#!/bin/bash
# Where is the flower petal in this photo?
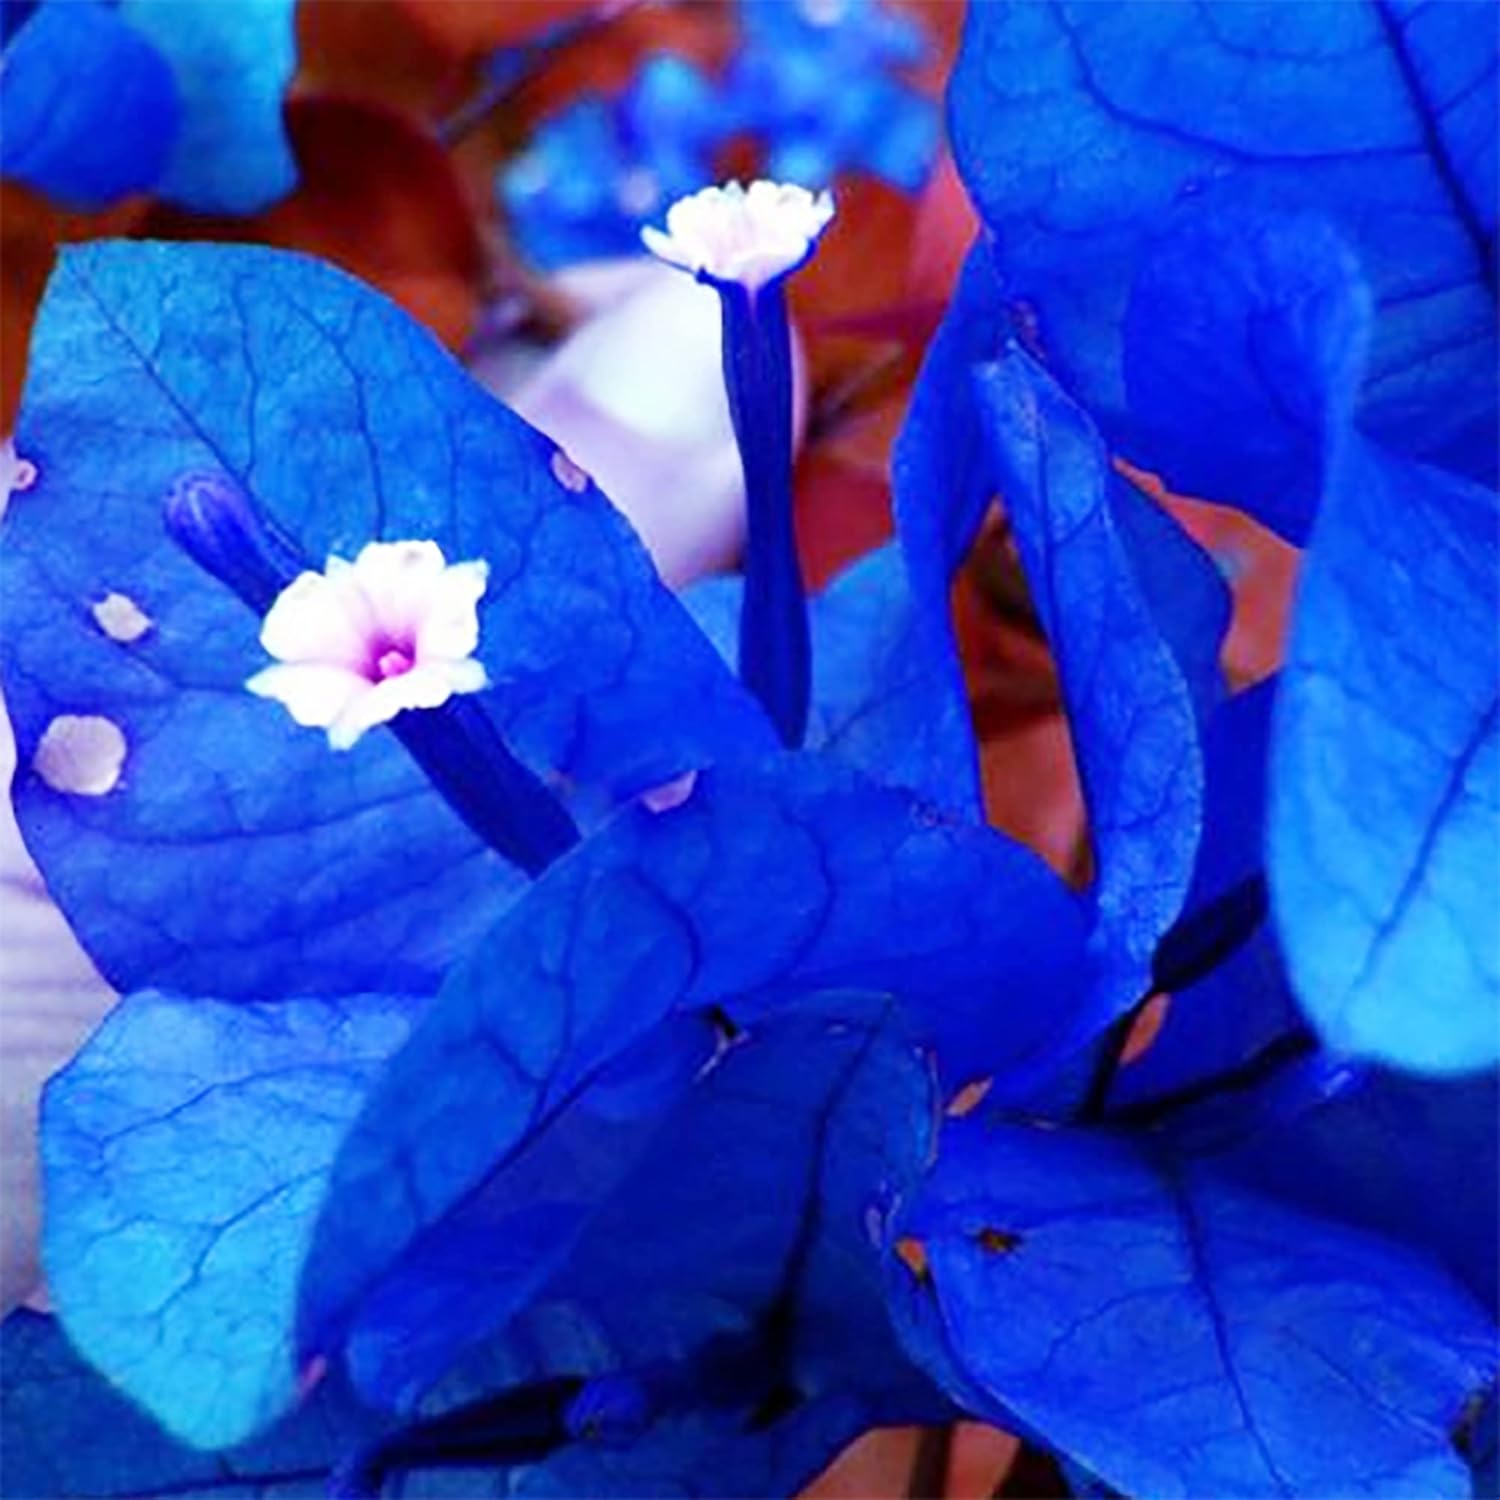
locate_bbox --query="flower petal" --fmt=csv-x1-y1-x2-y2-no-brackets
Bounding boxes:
244,661,370,730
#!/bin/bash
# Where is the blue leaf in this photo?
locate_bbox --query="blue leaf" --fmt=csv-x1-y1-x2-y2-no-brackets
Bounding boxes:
0,1309,389,1497
117,0,297,215
949,1,1498,492
300,753,1087,1392
0,241,773,1000
40,990,418,1448
0,0,178,210
973,349,1229,1022
896,1117,1498,1498
1112,680,1298,1110
335,1016,722,1410
1122,207,1373,544
684,543,981,814
362,999,944,1483
808,546,979,813
1216,1066,1500,1322
887,242,1009,819
1269,433,1499,1073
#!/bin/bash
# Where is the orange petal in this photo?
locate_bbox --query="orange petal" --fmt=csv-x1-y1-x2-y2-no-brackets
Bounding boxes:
948,1425,1023,1500
294,0,466,119
1120,991,1171,1064
803,1428,923,1499
2,234,53,436
514,2,732,128
792,175,920,333
979,711,1087,880
1119,464,1301,687
398,0,600,55
907,151,979,307
1161,493,1300,687
794,450,893,591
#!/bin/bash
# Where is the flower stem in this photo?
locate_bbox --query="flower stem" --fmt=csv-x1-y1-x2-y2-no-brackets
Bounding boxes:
393,699,579,876
165,470,580,874
717,280,810,747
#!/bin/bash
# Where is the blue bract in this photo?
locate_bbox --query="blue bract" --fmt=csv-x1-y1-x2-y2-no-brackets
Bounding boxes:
7,2,1500,1492
0,241,773,1000
944,0,1499,1073
40,990,419,1447
0,1309,389,1497
890,246,1232,1036
949,0,1498,496
1110,680,1298,1111
301,753,1087,1400
1113,204,1499,1076
1272,429,1499,1073
973,351,1229,1025
0,0,297,214
1217,1067,1500,1323
0,0,178,210
687,543,981,816
347,997,944,1431
894,1117,1498,1499
117,0,298,215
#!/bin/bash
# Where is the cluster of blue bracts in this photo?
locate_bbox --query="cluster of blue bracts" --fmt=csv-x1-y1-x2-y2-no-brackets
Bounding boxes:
0,3,1495,1497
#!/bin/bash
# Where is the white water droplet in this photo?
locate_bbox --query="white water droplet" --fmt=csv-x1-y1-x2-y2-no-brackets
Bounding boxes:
0,439,37,520
550,448,590,494
640,770,698,814
801,0,847,21
90,593,153,643
616,166,660,217
33,715,127,796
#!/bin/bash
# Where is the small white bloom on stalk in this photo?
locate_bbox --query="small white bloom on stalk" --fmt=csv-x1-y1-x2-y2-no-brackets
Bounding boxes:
641,180,836,294
247,540,489,751
641,180,836,747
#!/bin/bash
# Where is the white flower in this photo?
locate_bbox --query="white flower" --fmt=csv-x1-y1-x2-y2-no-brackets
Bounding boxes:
641,180,836,294
247,540,490,750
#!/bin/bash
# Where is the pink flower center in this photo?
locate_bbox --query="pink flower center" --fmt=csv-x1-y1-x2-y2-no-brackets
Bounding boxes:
373,645,415,680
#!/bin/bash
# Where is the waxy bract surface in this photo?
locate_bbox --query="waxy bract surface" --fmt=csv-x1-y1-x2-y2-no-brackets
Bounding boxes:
2,1,1497,1494
0,242,774,1002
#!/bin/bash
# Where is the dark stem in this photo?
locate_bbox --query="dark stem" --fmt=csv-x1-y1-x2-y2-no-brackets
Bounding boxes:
718,280,810,747
990,1442,1071,1498
1076,1002,1148,1124
906,1425,954,1499
393,698,579,876
1080,871,1273,1120
1150,872,1269,997
1107,1028,1317,1128
329,1378,583,1498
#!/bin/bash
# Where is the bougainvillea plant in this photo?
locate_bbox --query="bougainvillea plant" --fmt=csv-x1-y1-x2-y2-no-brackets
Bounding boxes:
0,2,1495,1498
